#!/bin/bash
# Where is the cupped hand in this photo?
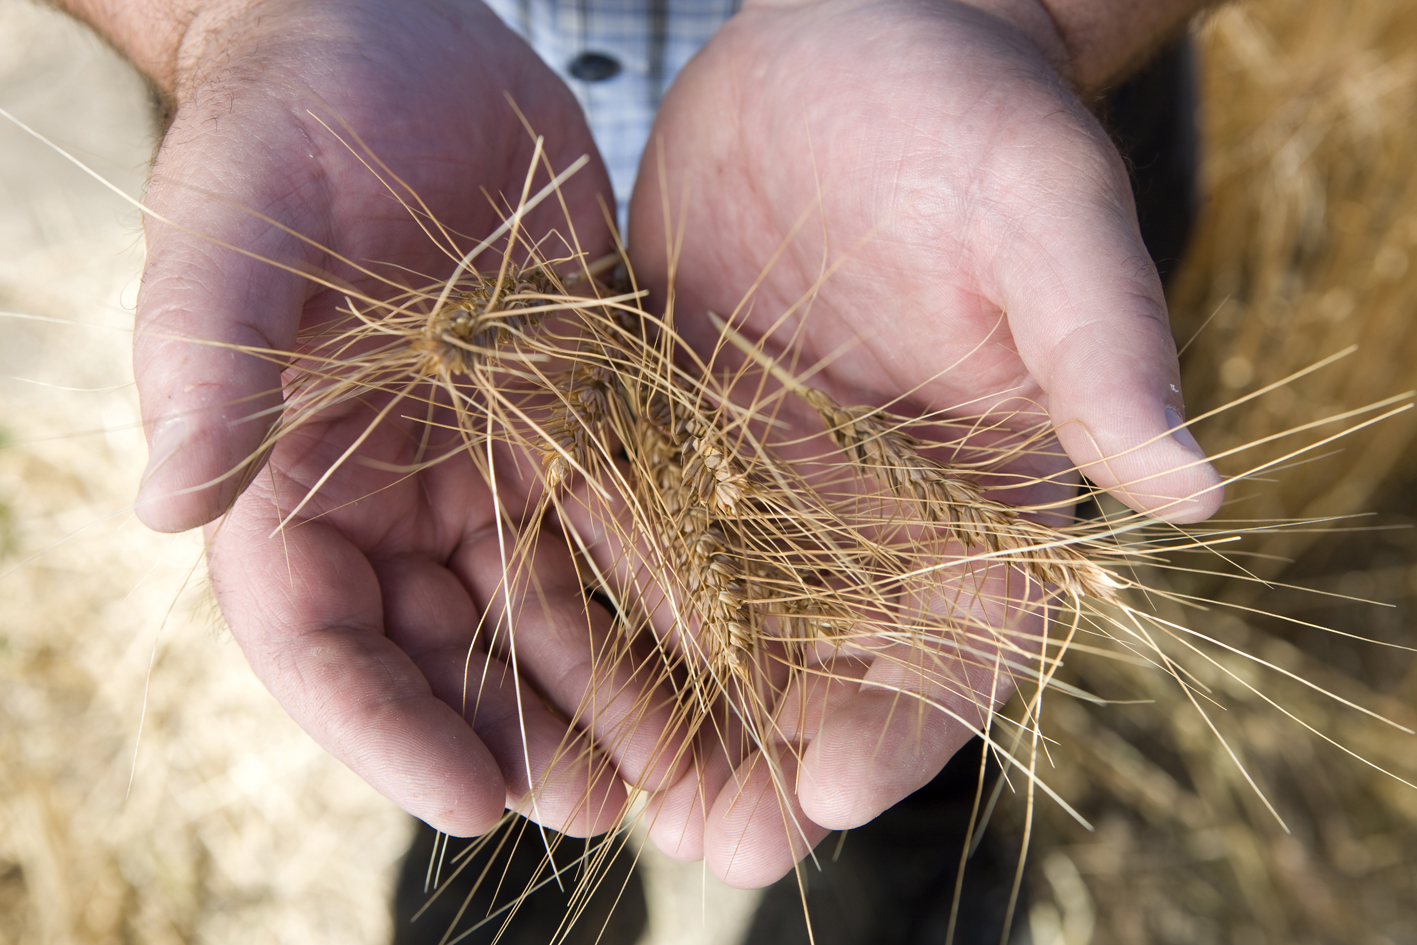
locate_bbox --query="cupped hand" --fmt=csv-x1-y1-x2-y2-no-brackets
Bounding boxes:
627,0,1223,885
132,0,684,836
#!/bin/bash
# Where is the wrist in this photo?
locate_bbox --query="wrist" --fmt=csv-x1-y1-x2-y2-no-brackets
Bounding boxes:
950,0,1073,84
997,0,1212,93
53,0,256,102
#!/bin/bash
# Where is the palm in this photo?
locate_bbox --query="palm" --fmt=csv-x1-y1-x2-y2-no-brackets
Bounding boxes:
632,0,1219,519
634,4,1043,414
628,0,1221,884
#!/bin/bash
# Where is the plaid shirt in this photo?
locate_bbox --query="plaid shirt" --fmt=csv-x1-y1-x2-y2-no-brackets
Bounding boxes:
482,0,743,223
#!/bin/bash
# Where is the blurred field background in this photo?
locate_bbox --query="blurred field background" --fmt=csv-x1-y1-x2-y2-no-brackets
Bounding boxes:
2,0,1417,943
1028,2,1417,944
0,2,415,942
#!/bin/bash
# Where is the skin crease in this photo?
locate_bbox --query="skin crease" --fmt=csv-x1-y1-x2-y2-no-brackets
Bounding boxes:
56,0,1221,890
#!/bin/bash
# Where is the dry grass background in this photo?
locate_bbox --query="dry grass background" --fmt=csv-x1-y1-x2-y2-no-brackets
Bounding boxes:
0,3,415,942
1025,3,1417,944
3,0,1417,943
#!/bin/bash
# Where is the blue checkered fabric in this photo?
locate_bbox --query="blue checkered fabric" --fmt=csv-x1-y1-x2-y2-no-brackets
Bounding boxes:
481,0,742,226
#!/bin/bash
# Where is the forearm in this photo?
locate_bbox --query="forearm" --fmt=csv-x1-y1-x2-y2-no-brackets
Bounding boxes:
1041,0,1213,90
49,0,236,97
962,0,1215,93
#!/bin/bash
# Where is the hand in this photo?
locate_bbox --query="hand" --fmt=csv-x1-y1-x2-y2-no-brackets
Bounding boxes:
627,0,1223,885
130,0,685,836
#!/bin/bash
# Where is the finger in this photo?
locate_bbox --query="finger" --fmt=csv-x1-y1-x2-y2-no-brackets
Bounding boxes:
371,550,626,837
763,651,871,746
796,688,981,832
797,560,1040,829
704,748,830,889
466,650,627,840
997,135,1224,523
451,523,689,795
133,103,329,532
210,492,507,837
641,730,741,864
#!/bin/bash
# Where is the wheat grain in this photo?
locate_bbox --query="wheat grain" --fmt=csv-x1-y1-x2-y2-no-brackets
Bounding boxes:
410,269,561,377
799,382,1126,604
540,357,616,489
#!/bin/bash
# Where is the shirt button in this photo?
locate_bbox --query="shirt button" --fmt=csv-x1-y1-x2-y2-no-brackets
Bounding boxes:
568,51,622,82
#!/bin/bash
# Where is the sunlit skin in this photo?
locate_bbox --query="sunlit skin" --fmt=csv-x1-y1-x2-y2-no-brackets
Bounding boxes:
58,0,1220,889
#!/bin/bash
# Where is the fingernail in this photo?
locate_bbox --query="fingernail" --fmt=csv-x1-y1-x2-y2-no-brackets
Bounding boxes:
140,416,187,489
1165,405,1205,459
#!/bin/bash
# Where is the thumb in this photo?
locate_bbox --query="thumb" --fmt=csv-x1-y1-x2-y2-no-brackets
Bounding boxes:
132,123,320,532
1001,199,1223,523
